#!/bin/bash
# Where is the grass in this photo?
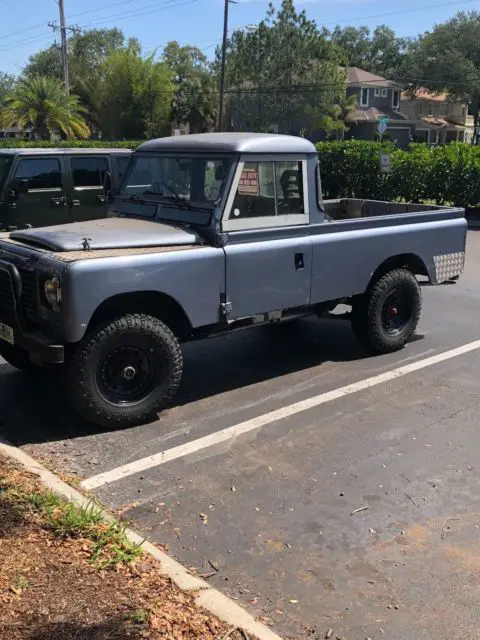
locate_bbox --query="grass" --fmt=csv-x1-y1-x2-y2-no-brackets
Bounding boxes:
4,484,143,567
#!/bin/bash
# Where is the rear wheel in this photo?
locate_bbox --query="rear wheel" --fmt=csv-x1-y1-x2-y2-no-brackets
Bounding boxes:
67,314,183,429
351,269,422,354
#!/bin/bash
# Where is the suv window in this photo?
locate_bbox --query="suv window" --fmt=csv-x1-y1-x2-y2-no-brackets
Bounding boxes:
0,155,12,191
116,156,131,182
13,157,62,190
71,156,109,188
228,160,306,227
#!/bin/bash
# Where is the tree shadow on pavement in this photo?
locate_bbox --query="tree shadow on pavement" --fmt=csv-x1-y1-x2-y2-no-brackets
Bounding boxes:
0,316,423,446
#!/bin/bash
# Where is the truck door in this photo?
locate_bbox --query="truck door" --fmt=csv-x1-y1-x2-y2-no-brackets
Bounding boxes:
4,155,69,229
68,155,111,222
222,158,312,320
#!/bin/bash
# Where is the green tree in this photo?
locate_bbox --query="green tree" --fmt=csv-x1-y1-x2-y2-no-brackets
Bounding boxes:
0,72,17,106
401,11,480,142
163,41,217,132
23,29,126,131
0,76,89,139
96,40,173,139
217,0,350,135
330,25,408,78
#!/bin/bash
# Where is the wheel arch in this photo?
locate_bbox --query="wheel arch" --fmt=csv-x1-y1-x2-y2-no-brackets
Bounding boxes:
367,253,429,292
86,291,193,341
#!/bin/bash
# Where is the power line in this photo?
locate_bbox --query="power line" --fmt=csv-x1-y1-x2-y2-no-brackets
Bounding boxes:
0,0,190,48
76,0,199,30
0,0,198,54
324,0,480,26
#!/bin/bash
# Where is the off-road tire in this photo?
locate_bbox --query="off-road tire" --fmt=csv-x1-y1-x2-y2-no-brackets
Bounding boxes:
351,269,422,354
66,314,183,429
0,343,43,373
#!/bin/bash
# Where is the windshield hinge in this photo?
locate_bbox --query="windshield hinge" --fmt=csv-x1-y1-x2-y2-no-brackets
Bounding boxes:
220,295,232,319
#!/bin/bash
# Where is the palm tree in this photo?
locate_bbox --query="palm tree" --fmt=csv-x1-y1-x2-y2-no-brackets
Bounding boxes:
0,76,90,140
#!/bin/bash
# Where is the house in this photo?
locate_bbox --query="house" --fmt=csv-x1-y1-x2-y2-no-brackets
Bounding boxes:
400,89,471,144
344,67,410,146
0,125,34,140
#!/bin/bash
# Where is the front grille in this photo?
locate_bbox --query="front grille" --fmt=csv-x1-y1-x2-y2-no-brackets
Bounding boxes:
19,269,38,321
0,268,16,325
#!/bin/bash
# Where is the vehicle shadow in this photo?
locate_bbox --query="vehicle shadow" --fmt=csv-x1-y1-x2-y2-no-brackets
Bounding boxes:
0,317,422,447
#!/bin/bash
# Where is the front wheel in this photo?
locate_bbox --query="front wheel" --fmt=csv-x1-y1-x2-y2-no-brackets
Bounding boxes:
351,269,422,355
67,314,183,429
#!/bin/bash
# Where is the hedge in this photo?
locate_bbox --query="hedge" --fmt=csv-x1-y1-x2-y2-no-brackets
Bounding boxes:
316,140,480,208
0,140,141,149
3,138,480,207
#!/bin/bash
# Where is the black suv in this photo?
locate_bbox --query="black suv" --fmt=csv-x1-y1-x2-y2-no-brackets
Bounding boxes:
0,148,132,231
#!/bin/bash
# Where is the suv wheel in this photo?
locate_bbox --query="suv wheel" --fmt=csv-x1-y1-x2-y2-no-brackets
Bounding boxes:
67,314,183,429
351,268,422,354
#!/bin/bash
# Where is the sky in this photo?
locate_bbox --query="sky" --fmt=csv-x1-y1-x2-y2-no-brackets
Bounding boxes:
1,0,480,75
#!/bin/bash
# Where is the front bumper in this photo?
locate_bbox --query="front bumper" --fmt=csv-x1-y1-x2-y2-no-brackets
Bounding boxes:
0,260,64,364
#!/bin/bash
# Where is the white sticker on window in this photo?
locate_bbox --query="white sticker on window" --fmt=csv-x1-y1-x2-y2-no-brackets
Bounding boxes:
238,168,259,195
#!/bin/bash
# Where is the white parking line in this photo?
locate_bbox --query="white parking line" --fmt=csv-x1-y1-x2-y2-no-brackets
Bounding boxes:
81,339,480,491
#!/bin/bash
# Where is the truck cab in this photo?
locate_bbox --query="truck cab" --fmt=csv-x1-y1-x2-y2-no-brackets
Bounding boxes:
0,148,132,231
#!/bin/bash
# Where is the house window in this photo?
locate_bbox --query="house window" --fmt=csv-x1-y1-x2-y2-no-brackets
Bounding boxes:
374,88,388,98
360,88,369,107
392,91,400,109
438,103,449,117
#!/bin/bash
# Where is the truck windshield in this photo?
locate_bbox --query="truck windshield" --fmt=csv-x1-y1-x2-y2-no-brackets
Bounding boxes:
119,155,232,207
0,155,13,192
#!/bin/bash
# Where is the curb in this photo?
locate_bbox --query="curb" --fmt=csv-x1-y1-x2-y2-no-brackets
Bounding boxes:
0,438,283,640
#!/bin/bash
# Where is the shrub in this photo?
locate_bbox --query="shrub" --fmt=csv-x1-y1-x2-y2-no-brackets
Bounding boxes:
0,139,141,149
316,140,480,208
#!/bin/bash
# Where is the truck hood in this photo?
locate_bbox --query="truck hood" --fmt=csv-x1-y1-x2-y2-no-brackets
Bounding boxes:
9,218,202,252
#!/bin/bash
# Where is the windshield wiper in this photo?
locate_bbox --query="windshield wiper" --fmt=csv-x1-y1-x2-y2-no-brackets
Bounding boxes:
155,183,193,209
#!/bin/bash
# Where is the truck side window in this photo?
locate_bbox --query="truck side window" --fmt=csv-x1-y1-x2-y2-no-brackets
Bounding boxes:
275,161,304,214
231,161,275,219
71,157,109,188
13,158,62,191
224,159,308,231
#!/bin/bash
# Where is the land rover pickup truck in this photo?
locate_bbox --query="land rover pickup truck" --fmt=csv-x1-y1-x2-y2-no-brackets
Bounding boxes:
0,133,467,429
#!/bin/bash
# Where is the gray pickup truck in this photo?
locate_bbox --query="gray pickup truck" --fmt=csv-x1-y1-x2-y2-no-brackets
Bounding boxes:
0,133,467,429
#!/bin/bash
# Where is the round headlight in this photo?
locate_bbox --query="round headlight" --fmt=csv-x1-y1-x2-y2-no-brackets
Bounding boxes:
44,277,62,309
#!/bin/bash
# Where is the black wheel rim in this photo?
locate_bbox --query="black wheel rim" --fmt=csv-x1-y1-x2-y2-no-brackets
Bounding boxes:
97,345,161,406
381,286,415,336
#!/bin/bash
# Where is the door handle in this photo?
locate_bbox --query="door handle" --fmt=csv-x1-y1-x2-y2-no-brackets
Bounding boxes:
71,199,81,207
294,253,304,270
50,196,66,207
97,194,106,204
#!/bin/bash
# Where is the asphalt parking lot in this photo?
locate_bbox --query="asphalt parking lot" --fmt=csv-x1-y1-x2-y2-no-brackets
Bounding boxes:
2,231,480,640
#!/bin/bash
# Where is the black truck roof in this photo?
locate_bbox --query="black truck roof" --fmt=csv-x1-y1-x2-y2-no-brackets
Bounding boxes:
0,148,132,156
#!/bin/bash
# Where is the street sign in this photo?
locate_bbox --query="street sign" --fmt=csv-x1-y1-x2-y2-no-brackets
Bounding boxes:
380,153,392,174
377,116,388,136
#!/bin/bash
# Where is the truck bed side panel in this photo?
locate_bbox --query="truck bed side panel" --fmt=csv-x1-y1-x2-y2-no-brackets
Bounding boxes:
310,216,466,304
63,246,224,343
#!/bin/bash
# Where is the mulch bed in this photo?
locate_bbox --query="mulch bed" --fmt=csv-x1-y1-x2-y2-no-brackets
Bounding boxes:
0,455,244,640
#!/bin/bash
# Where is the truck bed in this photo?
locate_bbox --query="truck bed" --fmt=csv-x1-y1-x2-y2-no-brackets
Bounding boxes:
323,198,446,221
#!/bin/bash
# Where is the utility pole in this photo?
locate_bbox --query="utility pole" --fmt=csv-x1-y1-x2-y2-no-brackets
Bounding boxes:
48,1,80,95
218,0,236,132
